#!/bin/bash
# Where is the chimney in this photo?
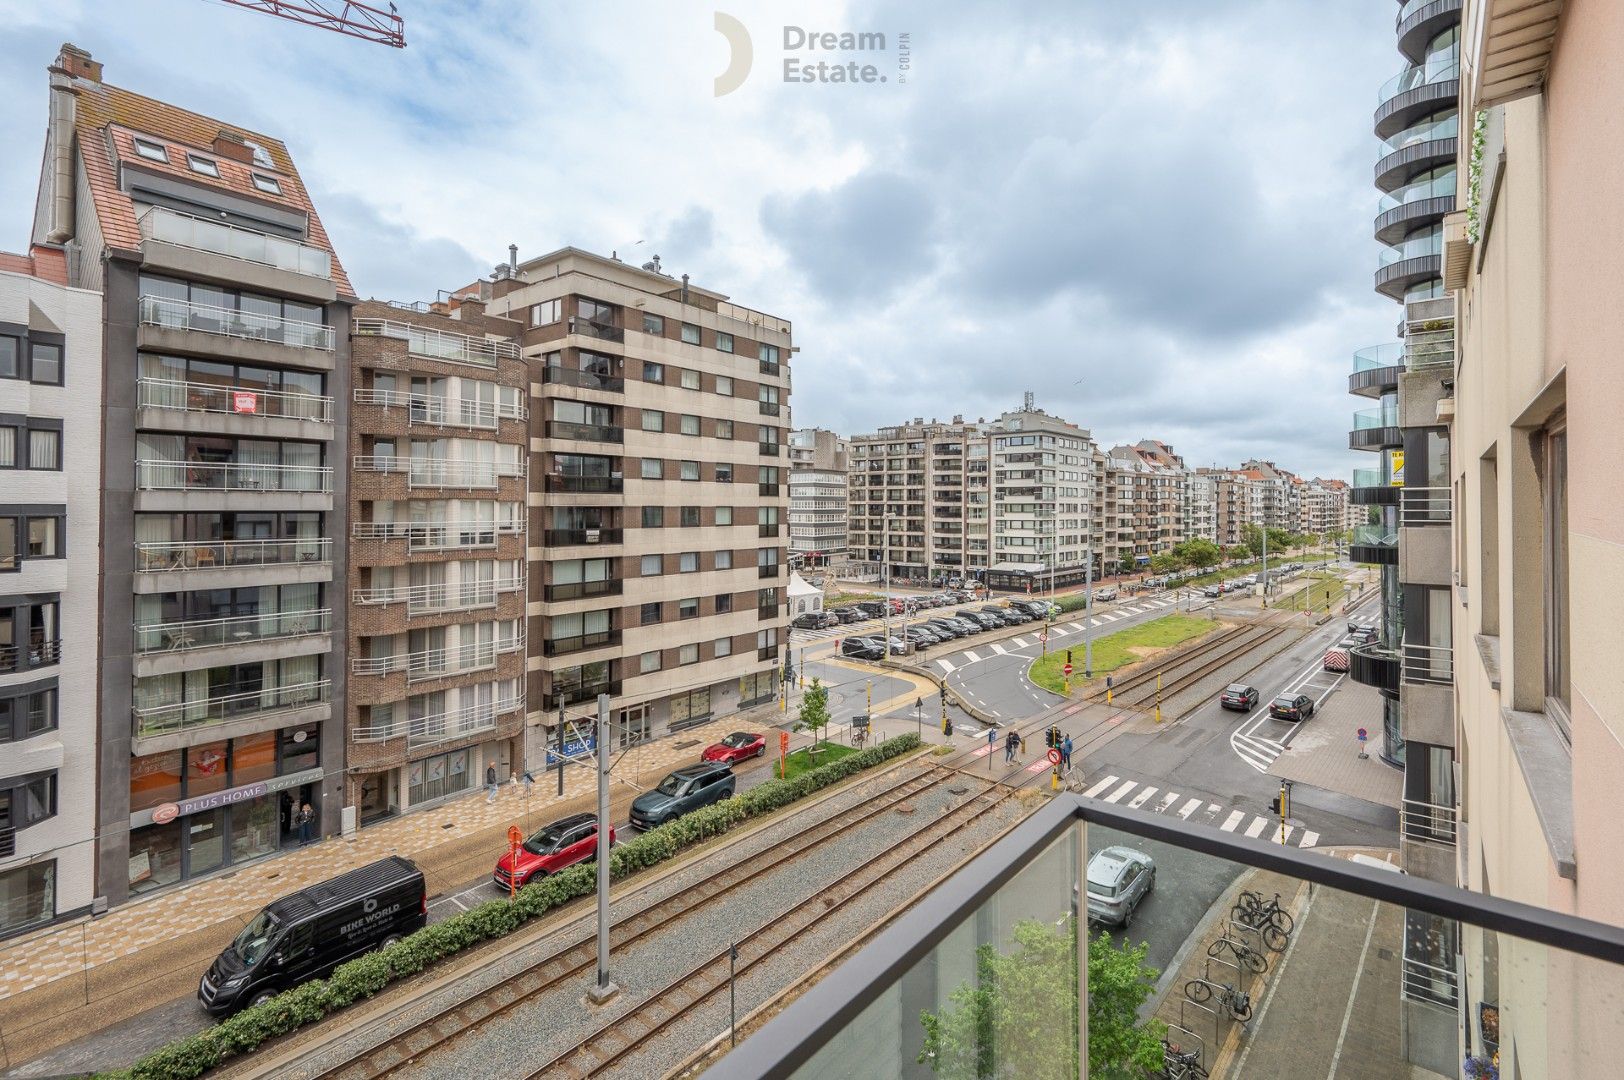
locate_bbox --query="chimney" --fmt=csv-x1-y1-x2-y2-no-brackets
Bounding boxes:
212,131,255,164
55,44,102,83
508,244,518,271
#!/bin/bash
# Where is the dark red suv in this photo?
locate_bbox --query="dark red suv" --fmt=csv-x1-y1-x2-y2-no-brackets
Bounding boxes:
702,731,767,763
494,813,614,889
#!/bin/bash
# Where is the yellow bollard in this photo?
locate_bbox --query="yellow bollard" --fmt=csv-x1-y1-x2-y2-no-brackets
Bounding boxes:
1106,686,1112,705
1051,767,1060,791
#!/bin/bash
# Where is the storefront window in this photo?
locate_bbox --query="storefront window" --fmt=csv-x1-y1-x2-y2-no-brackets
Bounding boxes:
279,723,319,773
130,751,182,811
129,820,183,895
233,731,276,785
186,742,229,797
230,795,279,865
408,748,470,806
0,862,55,936
187,807,227,876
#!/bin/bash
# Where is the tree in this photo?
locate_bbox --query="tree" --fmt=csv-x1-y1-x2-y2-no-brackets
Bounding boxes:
1149,553,1181,575
1172,538,1221,571
918,919,1164,1080
795,677,831,746
1265,527,1295,554
1241,523,1265,558
1224,545,1250,564
1117,558,1137,576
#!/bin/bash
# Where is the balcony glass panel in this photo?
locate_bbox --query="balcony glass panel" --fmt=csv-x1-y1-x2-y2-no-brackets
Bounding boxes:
1378,58,1460,105
138,295,334,351
1351,404,1400,431
351,318,518,368
1351,343,1405,373
1381,111,1459,153
135,537,331,572
138,206,332,278
134,608,331,653
1379,227,1444,266
135,460,332,493
139,377,333,422
350,692,522,748
132,679,330,738
1378,169,1457,214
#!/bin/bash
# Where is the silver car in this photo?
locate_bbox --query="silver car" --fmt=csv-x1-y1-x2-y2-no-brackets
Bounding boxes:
1086,846,1156,928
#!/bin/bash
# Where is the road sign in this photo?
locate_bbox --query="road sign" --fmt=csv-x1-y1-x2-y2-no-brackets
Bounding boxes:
1063,663,1073,677
779,731,790,752
1047,748,1062,765
852,713,871,730
1357,727,1368,741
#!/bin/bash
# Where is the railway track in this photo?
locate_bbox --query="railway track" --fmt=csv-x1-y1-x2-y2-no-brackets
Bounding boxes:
1107,623,1291,709
311,761,968,1080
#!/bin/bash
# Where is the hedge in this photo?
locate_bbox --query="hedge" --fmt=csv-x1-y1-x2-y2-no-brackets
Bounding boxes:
105,732,923,1080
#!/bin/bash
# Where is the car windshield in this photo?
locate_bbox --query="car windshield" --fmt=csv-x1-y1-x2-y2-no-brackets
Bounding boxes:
656,774,687,797
722,733,752,747
232,910,280,966
525,824,569,853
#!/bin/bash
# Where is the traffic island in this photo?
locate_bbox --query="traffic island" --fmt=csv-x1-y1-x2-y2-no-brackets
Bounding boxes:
1027,614,1223,696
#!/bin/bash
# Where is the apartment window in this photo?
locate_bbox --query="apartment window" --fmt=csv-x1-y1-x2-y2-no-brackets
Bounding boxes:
714,637,733,657
641,554,662,576
717,593,733,613
0,685,57,742
0,771,57,832
186,154,220,177
644,362,665,384
639,650,661,673
1,335,62,386
641,602,662,625
680,414,700,436
643,313,664,335
759,343,780,364
0,861,54,936
30,344,61,385
642,410,665,433
641,459,663,480
133,137,168,162
680,369,701,391
681,323,701,345
579,298,615,324
756,628,776,649
716,375,733,396
249,173,282,194
716,420,734,440
1539,420,1570,738
716,332,734,353
26,517,62,559
680,461,700,481
716,506,733,526
679,643,699,665
642,506,664,528
715,463,733,484
757,587,777,611
671,688,711,725
530,299,561,326
26,428,60,471
0,336,14,379
679,597,699,619
680,552,699,573
715,550,733,570
680,506,701,527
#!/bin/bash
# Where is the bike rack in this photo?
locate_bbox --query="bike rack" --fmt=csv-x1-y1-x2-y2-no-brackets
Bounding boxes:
1218,919,1270,973
1164,1022,1208,1071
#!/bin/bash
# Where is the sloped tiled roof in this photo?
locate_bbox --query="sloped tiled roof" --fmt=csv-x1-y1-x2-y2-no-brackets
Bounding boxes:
0,245,69,286
66,72,355,297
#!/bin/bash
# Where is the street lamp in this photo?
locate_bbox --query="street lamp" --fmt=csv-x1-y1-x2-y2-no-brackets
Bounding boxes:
883,512,897,658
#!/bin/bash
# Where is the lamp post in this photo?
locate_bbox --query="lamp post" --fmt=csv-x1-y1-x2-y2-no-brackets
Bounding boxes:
1083,542,1094,679
883,511,897,659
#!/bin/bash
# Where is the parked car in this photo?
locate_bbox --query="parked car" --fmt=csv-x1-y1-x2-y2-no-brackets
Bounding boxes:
854,600,887,618
630,762,737,829
944,616,981,634
1219,683,1259,711
1085,846,1156,928
925,618,964,639
1093,587,1118,602
494,813,613,891
1011,600,1047,619
1203,585,1224,598
903,626,940,648
1348,625,1379,646
199,856,426,1016
962,611,1001,630
831,607,867,624
841,636,884,660
976,606,1014,626
1268,693,1316,722
792,611,838,630
702,731,767,763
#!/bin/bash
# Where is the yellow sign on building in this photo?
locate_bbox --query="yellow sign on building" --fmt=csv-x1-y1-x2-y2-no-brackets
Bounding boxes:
1390,450,1405,487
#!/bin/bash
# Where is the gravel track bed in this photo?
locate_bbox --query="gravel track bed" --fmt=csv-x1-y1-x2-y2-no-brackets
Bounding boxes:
386,777,1012,1079
265,758,942,1079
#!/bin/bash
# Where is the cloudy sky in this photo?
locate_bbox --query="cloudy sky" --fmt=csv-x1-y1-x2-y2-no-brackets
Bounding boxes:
0,0,1402,480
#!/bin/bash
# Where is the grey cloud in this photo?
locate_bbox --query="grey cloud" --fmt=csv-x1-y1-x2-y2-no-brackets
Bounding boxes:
313,192,490,303
759,171,938,305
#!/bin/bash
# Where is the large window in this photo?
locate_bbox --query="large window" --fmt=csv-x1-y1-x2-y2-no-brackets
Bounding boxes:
0,328,64,385
0,597,60,674
408,747,471,806
138,275,325,328
1539,420,1569,739
0,683,56,742
1,509,66,572
530,299,561,326
0,862,55,937
0,772,57,832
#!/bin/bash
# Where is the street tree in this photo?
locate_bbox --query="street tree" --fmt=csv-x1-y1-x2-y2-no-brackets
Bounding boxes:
1173,538,1221,570
1242,523,1265,557
1149,552,1182,575
795,676,831,746
1224,544,1250,564
918,919,1164,1080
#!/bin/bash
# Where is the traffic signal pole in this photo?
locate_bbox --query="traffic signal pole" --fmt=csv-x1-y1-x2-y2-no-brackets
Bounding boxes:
589,693,618,1003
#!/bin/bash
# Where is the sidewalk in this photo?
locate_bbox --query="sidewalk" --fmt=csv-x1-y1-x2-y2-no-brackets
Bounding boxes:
0,709,785,1070
1269,679,1402,808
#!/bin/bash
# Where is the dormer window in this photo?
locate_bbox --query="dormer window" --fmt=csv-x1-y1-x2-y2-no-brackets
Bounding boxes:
133,138,168,163
187,154,220,178
250,173,282,195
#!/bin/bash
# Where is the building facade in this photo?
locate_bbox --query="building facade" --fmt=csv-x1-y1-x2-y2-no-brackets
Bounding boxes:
846,417,988,584
31,46,354,906
0,245,100,937
787,427,847,567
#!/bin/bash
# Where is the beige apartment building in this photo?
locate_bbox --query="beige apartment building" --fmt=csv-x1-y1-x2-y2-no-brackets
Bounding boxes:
480,249,792,759
788,427,847,567
1446,0,1624,1073
847,417,989,584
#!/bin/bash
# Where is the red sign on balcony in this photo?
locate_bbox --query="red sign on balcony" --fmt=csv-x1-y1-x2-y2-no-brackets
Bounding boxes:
232,391,258,414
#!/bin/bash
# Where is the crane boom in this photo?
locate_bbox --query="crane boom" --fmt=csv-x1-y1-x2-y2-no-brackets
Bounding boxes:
214,0,406,48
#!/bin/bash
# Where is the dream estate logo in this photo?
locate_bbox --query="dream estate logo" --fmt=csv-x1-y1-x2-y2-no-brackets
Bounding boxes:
714,13,911,96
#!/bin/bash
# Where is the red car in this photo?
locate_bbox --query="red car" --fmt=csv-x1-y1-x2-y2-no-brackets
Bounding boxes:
701,731,767,763
493,813,614,889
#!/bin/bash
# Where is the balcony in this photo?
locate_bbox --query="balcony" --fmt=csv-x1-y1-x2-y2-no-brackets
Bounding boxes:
140,377,333,423
352,318,519,369
546,421,624,444
1349,468,1399,506
136,460,333,493
1348,343,1405,398
135,537,331,573
541,680,621,711
1401,796,1458,849
1396,0,1463,64
135,608,331,654
1348,405,1401,451
1375,191,1456,247
352,576,523,616
545,474,624,495
544,579,623,602
1402,641,1454,685
352,388,525,427
350,694,522,750
352,520,522,551
543,364,623,393
1399,486,1451,526
1405,327,1454,371
1374,62,1460,139
352,455,524,489
139,206,332,279
566,316,623,343
132,679,330,740
759,360,781,377
139,295,334,351
716,792,1624,1080
1350,641,1402,692
1375,124,1458,192
1350,523,1399,565
543,528,623,546
352,635,522,681
544,629,620,657
0,639,60,674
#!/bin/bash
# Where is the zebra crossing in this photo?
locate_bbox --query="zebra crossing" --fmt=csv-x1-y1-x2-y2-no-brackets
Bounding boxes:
1080,773,1321,849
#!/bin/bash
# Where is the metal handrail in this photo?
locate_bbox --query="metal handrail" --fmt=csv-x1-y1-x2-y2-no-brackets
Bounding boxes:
1400,950,1460,1008
1402,641,1454,684
0,640,61,673
1401,797,1458,848
135,459,333,493
138,295,334,351
134,537,331,571
1399,486,1452,525
351,317,519,367
351,694,523,747
1404,328,1455,369
351,520,522,550
132,680,331,737
138,205,331,278
134,608,331,653
352,575,524,613
350,633,524,679
352,387,525,425
139,377,334,422
352,454,524,488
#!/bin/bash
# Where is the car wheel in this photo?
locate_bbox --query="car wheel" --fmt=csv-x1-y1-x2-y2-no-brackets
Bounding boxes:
248,988,278,1008
755,745,765,757
381,933,404,949
1121,904,1132,929
1146,869,1156,894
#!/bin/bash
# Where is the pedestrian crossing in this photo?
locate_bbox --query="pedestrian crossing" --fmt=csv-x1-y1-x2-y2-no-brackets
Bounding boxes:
1080,773,1321,849
789,595,1184,650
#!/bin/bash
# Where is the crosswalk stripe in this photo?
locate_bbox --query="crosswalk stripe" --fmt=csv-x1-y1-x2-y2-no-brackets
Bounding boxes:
1126,787,1159,810
1221,810,1246,832
1272,825,1295,844
1299,830,1320,848
1104,780,1138,804
1083,775,1120,798
1052,625,1070,636
1066,622,1084,631
1206,803,1223,819
1178,798,1202,819
963,650,981,663
1244,817,1269,839
936,658,955,674
1156,792,1180,813
990,642,1007,656
1013,636,1032,648
1098,613,1122,622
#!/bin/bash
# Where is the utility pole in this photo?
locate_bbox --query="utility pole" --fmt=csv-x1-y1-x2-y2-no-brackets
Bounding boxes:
1261,520,1269,608
1083,544,1094,679
556,702,565,797
883,512,893,660
589,693,618,1003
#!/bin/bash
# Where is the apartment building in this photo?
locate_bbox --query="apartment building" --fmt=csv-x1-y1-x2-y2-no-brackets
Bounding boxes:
480,248,791,758
986,407,1099,591
1236,459,1303,532
1185,469,1219,544
1444,0,1624,1072
847,417,988,583
1299,478,1348,538
0,245,100,937
787,427,848,566
345,297,527,825
31,46,354,905
1104,440,1187,568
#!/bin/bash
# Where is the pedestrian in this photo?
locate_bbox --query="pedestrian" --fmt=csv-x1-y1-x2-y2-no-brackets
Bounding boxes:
522,770,536,794
1062,734,1073,774
295,802,314,846
485,763,499,803
1004,729,1018,764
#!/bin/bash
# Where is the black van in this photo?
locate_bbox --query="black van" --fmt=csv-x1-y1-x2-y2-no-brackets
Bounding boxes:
198,855,426,1015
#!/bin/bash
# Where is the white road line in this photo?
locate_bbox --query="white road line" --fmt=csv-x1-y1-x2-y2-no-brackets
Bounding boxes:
989,642,1008,656
1155,791,1181,814
1052,625,1071,636
1083,775,1121,798
936,658,956,674
1205,803,1223,819
1271,824,1295,845
1221,810,1246,832
1299,830,1320,848
1327,901,1382,1077
1098,612,1122,623
1244,817,1269,839
1126,786,1159,810
1178,798,1203,819
1104,780,1138,804
1067,622,1085,631
1013,636,1033,648
962,649,982,663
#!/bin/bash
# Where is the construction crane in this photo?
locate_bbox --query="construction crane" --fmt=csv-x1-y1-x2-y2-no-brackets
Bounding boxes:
214,0,406,48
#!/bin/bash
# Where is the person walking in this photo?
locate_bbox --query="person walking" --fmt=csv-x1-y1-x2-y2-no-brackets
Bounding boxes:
1004,729,1018,764
485,763,499,803
1061,734,1073,774
295,803,314,846
522,769,536,795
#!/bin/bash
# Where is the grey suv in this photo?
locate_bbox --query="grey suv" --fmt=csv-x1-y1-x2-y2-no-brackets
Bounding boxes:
630,762,736,829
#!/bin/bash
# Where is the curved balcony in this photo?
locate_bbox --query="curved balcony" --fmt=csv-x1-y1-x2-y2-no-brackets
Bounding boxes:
1349,343,1404,398
1396,0,1464,64
1375,68,1460,140
1350,467,1400,506
1375,254,1443,300
1349,524,1398,566
1349,405,1402,451
1376,195,1456,245
1375,135,1457,192
1350,642,1401,693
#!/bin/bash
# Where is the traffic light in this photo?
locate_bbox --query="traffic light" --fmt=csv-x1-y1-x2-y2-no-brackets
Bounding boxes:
1045,726,1062,749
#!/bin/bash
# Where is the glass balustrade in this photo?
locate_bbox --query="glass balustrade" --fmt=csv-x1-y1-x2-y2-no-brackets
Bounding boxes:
138,206,332,278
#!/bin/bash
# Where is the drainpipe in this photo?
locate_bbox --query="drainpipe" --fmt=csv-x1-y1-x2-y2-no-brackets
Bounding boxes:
45,66,76,244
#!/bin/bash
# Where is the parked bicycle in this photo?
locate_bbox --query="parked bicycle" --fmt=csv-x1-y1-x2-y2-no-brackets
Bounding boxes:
1207,931,1268,974
1233,890,1295,936
1184,978,1253,1022
1161,1039,1209,1079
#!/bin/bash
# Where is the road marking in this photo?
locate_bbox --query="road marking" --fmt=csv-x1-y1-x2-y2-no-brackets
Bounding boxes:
1271,824,1295,844
1104,780,1138,804
1156,792,1180,814
1221,810,1246,832
1083,775,1120,798
1014,636,1033,648
1052,625,1071,636
1177,797,1203,819
1097,612,1122,623
1299,830,1320,848
936,658,956,674
1026,758,1050,774
990,642,1008,656
1126,786,1159,810
962,649,982,663
1244,816,1269,838
1327,901,1382,1078
1067,622,1084,631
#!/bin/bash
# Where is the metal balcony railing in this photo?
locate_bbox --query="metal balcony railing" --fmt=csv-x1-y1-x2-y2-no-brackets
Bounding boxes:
566,316,623,343
140,377,334,422
544,629,620,657
139,206,332,278
139,295,334,351
0,640,61,673
1402,641,1454,684
352,318,519,368
352,455,524,489
351,520,521,550
350,694,523,749
352,576,523,615
1405,328,1455,370
544,474,623,494
1399,486,1451,525
352,388,525,426
1401,941,1461,1010
134,608,331,653
351,634,523,680
545,421,624,444
135,459,333,493
1401,796,1458,848
132,680,331,738
134,537,331,572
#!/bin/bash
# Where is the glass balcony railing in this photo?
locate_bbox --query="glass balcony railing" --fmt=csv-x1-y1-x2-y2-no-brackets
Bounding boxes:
1378,170,1457,214
351,520,522,550
351,455,524,488
139,377,334,422
132,680,330,738
135,459,333,493
350,634,523,681
1353,523,1398,548
1351,343,1405,373
134,608,331,653
715,794,1624,1080
1397,0,1449,25
134,537,331,572
352,388,525,426
351,575,523,615
1351,467,1390,489
1381,112,1459,154
138,295,335,351
350,693,522,748
1380,227,1445,266
351,317,519,368
1352,404,1400,430
138,206,332,278
1378,58,1460,106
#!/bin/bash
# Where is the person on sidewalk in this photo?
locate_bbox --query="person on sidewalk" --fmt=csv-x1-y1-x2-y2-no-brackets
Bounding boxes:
295,803,314,846
522,770,536,794
485,764,499,803
1004,729,1019,763
1062,734,1073,773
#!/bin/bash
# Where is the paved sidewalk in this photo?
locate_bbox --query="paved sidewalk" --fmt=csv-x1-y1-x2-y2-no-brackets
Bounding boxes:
1269,679,1402,808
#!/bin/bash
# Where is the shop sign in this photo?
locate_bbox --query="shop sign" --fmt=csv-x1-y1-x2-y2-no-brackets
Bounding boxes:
132,767,324,828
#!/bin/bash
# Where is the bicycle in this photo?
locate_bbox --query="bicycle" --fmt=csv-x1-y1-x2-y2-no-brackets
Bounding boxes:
1161,1039,1209,1080
1233,890,1295,936
1207,932,1268,974
1184,978,1253,1022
